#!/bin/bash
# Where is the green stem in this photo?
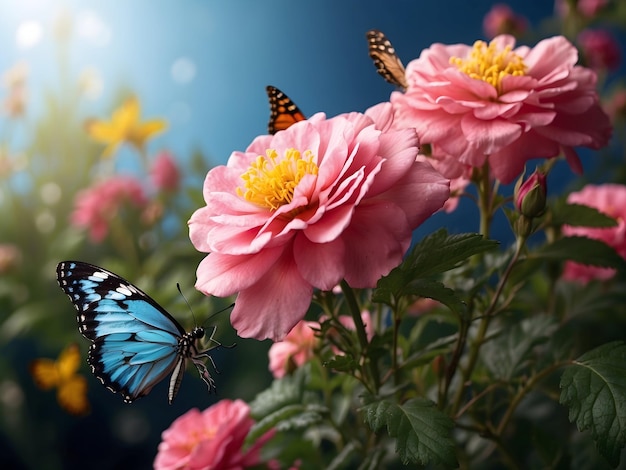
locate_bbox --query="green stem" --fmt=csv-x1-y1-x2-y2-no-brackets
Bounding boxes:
451,236,527,414
496,361,569,436
477,165,493,237
340,280,380,392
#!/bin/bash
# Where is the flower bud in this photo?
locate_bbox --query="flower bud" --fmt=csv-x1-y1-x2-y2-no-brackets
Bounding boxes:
515,170,547,218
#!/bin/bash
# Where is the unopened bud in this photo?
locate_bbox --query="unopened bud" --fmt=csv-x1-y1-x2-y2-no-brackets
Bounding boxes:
515,170,547,218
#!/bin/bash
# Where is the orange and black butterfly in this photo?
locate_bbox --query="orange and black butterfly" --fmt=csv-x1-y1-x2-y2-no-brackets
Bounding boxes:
266,85,306,135
366,29,408,90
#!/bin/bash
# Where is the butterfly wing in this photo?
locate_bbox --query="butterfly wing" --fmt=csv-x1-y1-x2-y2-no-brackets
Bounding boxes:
30,358,59,390
56,261,186,403
57,374,90,415
366,29,408,90
266,85,306,135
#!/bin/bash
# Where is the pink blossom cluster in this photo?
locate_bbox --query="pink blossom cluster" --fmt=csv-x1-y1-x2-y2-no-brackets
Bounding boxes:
71,175,147,242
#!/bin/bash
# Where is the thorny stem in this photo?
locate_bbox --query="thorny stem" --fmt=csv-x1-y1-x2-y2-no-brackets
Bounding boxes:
340,280,380,392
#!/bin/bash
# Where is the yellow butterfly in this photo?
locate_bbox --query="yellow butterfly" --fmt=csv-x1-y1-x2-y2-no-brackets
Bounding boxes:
30,343,90,415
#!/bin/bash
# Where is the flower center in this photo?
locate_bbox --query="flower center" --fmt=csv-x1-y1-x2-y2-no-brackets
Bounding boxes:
237,148,318,210
450,39,526,93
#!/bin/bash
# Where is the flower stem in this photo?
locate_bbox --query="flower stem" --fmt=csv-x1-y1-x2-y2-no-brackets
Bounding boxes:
451,235,527,415
340,280,380,392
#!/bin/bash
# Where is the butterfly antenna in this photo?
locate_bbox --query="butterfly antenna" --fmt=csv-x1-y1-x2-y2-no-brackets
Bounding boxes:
177,282,199,326
202,302,235,327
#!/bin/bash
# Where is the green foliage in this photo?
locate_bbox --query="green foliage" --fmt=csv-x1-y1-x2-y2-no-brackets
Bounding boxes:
373,229,498,312
362,397,457,467
560,342,626,467
551,201,619,228
532,236,626,271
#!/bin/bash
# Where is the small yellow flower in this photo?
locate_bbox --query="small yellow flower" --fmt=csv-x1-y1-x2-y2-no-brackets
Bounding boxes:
85,96,167,157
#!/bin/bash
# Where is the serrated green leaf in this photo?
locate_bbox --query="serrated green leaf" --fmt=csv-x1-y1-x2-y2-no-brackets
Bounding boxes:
560,341,626,467
374,229,493,309
481,315,558,380
551,201,618,228
362,397,457,467
532,237,626,271
404,229,499,278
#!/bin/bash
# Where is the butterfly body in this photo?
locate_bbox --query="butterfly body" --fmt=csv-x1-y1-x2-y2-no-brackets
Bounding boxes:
56,261,217,404
266,85,306,134
366,29,408,90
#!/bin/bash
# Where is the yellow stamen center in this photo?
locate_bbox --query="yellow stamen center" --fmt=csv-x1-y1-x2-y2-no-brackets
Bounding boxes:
237,148,319,210
450,39,527,94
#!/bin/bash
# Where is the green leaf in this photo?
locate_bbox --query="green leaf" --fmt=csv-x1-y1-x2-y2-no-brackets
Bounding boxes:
403,229,499,278
249,367,306,418
481,315,558,380
373,229,496,308
362,397,457,467
560,341,626,467
551,201,618,228
532,237,626,271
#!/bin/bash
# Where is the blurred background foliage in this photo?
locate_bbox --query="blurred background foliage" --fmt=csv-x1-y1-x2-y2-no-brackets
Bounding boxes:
0,0,624,468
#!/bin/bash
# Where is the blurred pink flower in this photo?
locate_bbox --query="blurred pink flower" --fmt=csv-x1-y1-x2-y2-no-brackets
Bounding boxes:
555,0,608,18
189,103,450,340
407,297,441,316
154,399,273,470
562,184,626,284
483,4,527,39
268,320,319,379
71,176,147,242
391,35,612,184
578,29,621,72
151,150,181,192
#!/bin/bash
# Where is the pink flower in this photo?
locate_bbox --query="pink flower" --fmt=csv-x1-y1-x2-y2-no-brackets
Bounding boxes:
390,35,612,184
71,176,146,242
268,320,319,379
483,4,527,39
562,184,626,284
189,103,450,340
578,29,621,72
151,150,181,192
555,0,608,18
154,399,273,470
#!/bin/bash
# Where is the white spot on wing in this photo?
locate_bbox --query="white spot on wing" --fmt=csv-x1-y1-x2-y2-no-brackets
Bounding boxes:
116,285,133,296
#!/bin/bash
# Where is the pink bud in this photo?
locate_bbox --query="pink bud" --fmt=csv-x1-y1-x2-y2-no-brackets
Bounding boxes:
515,170,547,218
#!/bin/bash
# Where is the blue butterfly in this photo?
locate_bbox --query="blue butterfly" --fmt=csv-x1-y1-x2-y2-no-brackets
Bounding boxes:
56,261,223,404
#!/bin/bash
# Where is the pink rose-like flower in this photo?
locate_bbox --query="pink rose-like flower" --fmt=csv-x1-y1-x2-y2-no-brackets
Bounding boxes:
391,35,612,184
269,320,319,379
483,4,527,39
578,29,621,72
71,176,146,242
154,399,273,470
562,184,626,284
189,103,450,341
151,150,181,192
555,0,608,18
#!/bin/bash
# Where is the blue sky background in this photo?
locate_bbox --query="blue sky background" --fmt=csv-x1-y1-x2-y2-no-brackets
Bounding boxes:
0,0,556,163
0,0,565,241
